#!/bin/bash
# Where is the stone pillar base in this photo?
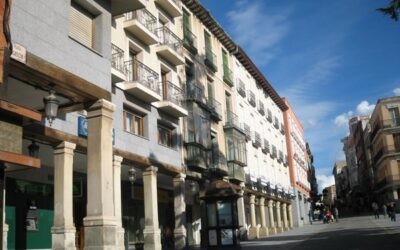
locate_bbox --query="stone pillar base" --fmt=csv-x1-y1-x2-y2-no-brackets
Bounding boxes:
248,227,259,240
174,227,187,250
269,227,277,235
83,217,121,250
143,227,162,250
117,227,125,249
259,227,269,237
276,227,284,233
51,227,76,250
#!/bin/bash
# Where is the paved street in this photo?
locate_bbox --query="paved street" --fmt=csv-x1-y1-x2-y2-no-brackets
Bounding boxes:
241,214,400,250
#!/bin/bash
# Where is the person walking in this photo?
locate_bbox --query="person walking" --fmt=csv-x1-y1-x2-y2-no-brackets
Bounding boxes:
308,209,313,225
382,204,387,218
372,202,379,219
390,203,397,222
334,207,339,222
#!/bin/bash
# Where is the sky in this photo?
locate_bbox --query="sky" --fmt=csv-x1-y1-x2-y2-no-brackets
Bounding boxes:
200,0,400,192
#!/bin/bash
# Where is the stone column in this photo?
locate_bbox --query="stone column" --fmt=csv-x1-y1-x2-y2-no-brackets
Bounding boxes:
113,155,124,249
267,199,276,234
52,141,76,250
84,99,119,249
173,173,186,250
275,201,283,233
282,203,288,230
143,166,162,250
237,183,246,228
258,197,269,237
288,204,294,228
248,194,259,239
1,163,8,250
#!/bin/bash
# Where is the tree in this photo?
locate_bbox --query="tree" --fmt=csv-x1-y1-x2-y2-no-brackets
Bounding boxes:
377,0,400,21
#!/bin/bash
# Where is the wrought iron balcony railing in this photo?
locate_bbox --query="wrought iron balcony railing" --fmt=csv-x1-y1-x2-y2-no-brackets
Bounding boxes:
208,97,222,120
223,64,234,86
247,90,256,107
185,81,207,105
280,123,285,135
252,131,261,148
267,109,272,122
271,145,277,158
183,26,197,54
156,26,183,55
125,8,157,35
243,123,251,140
125,59,160,95
111,44,125,74
162,81,185,107
274,117,280,129
262,139,270,154
205,47,218,72
258,101,265,115
236,78,246,97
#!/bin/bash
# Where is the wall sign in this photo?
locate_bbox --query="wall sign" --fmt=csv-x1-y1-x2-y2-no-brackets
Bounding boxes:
10,43,26,64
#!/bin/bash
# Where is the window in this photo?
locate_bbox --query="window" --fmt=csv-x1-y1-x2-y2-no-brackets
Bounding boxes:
69,2,94,49
158,124,174,148
123,109,145,137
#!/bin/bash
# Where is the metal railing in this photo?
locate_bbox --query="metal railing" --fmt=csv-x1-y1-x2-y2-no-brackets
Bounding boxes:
258,101,265,115
372,145,400,164
223,64,233,86
278,150,284,162
271,146,277,158
262,139,270,154
210,154,228,173
111,44,125,74
186,81,206,104
243,123,251,140
183,26,197,53
208,97,222,120
205,47,217,71
267,109,272,122
247,90,256,107
236,78,246,97
162,81,184,107
125,59,160,95
228,163,245,182
225,110,241,129
156,26,183,56
274,117,280,129
125,8,157,35
280,123,285,134
252,131,261,148
186,143,208,169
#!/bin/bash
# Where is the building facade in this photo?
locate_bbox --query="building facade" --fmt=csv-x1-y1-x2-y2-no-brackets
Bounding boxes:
282,99,311,227
0,0,298,249
369,96,400,209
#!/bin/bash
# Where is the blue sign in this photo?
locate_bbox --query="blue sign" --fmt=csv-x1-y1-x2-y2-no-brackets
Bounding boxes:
78,116,115,145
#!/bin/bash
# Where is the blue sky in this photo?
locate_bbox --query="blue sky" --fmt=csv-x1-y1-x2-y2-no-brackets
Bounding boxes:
201,0,400,192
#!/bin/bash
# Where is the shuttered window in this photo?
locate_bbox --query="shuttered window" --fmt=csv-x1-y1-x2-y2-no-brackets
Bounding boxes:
69,3,94,49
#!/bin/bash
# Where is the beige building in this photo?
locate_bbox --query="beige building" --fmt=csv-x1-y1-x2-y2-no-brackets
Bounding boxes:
369,96,400,207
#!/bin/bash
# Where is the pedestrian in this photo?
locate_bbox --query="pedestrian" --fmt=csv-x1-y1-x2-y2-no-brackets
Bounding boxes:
372,202,379,219
390,203,397,222
382,204,387,218
334,207,339,222
308,209,313,225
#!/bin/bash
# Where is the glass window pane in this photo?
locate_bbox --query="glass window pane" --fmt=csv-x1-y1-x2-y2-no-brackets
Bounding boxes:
218,202,232,226
220,229,233,245
207,203,217,227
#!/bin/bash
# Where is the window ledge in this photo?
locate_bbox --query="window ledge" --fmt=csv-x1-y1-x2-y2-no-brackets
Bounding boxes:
69,36,103,57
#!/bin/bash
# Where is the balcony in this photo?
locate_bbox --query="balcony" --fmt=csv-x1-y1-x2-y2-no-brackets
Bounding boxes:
155,27,184,65
280,123,285,135
111,44,126,83
225,131,247,167
117,60,161,103
267,109,272,123
374,174,400,192
372,145,400,165
183,26,197,55
223,64,234,87
247,90,256,107
278,150,284,163
236,78,246,97
271,146,277,159
153,81,187,117
205,47,218,72
371,118,400,142
228,163,245,183
243,123,251,141
208,97,222,121
111,0,147,16
258,101,265,115
252,131,261,148
185,142,208,171
210,154,228,175
185,81,208,107
262,139,270,154
274,117,280,129
224,110,243,133
124,9,158,45
155,0,182,18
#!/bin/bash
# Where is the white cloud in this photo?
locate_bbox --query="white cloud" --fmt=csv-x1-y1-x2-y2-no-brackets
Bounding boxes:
356,101,375,115
334,111,353,128
393,88,400,96
316,174,335,193
226,1,292,65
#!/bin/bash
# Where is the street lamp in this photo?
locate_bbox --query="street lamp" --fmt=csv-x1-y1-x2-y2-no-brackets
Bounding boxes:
28,140,40,158
43,89,60,126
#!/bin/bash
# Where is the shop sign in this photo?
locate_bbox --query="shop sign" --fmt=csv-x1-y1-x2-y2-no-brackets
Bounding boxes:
78,116,115,145
10,43,26,64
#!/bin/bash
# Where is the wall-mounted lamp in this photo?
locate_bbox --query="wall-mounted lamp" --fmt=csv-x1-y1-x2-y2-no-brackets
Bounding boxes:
43,90,59,126
28,140,40,158
128,167,136,199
